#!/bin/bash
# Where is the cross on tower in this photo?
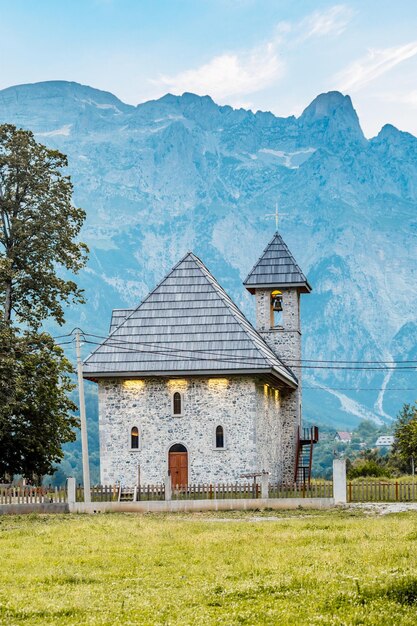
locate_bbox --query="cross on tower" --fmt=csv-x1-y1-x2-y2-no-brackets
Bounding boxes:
265,202,286,231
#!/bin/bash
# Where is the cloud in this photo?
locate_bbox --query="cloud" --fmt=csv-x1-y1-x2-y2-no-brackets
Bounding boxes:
378,89,417,108
150,5,352,103
151,40,285,101
299,4,354,40
335,41,417,92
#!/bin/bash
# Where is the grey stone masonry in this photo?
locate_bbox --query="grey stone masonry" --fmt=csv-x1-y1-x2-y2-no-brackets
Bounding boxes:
98,375,285,486
255,287,303,483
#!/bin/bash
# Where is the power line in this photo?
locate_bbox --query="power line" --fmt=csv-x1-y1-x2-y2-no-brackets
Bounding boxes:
81,339,417,372
83,340,272,368
83,332,417,368
294,365,417,370
84,333,269,363
286,358,417,364
304,386,417,391
49,329,417,374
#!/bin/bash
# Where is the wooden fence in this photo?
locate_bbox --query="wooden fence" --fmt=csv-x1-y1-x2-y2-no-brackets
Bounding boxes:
76,484,166,502
269,482,333,499
0,485,66,505
3,480,417,507
347,481,417,502
76,484,119,502
170,482,334,500
137,484,165,501
0,482,334,504
171,482,260,500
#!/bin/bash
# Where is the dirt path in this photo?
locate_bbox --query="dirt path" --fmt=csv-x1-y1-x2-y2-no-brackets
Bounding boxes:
184,504,417,522
347,502,417,515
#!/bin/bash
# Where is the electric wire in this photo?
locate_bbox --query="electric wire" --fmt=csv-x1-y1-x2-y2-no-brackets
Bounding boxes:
54,329,417,390
82,333,417,370
82,339,273,368
84,332,270,363
304,386,417,391
55,330,416,367
82,338,417,371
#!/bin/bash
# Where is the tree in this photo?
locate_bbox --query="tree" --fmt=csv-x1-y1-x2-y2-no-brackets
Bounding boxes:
0,125,87,481
355,420,379,443
391,403,417,473
0,124,88,328
0,327,78,480
347,449,392,479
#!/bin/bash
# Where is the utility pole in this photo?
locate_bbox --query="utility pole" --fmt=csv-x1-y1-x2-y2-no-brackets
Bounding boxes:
75,329,91,504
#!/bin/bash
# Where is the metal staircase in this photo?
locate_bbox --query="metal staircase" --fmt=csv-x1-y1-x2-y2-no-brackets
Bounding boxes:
294,426,319,485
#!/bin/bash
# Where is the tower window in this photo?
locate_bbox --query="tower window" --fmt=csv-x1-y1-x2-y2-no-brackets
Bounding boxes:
271,290,283,327
173,392,182,416
130,427,139,449
216,425,224,448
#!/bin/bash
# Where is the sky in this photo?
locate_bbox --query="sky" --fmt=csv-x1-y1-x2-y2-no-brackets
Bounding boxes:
1,0,417,137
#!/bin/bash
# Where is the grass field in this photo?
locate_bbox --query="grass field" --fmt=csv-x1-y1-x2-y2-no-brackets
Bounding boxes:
1,510,417,625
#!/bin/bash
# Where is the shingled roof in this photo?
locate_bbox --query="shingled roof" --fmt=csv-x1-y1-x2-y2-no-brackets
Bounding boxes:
83,252,297,387
244,232,311,293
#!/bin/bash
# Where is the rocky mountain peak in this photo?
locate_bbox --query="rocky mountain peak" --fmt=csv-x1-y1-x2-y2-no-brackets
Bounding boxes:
0,80,416,428
299,91,365,146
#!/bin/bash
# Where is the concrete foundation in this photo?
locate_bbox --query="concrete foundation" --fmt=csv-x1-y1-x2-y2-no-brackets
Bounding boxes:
69,498,334,514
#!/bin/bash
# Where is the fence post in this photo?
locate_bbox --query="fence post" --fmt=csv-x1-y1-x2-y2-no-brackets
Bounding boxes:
67,477,76,510
333,459,347,504
164,475,172,501
261,473,269,499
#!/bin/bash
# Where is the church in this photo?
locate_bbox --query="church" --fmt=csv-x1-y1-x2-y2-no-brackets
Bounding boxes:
83,232,316,487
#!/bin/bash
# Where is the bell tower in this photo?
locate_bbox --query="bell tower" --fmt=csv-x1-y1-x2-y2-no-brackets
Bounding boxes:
244,232,312,481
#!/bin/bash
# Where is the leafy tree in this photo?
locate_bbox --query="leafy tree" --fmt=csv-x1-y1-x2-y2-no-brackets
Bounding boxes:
0,124,88,328
391,403,417,473
0,326,78,481
0,125,87,481
355,420,379,443
347,449,392,479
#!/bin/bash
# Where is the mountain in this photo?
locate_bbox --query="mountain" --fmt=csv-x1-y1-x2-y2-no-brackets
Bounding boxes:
1,81,416,438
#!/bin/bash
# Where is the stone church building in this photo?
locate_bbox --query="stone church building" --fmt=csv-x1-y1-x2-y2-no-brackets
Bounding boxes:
83,233,313,486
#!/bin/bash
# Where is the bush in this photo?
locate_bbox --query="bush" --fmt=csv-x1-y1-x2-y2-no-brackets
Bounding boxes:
347,458,391,479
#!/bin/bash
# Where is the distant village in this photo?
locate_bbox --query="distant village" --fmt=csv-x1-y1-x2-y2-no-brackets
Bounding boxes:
311,420,396,479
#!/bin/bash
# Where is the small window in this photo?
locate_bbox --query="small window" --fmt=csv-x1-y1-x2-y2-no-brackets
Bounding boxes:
216,425,224,448
271,290,283,328
173,392,182,415
131,427,139,449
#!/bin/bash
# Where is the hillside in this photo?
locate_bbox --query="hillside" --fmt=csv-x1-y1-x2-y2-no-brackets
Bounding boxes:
1,80,416,432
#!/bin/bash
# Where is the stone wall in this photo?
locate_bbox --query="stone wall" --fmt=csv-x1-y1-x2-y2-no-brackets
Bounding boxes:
254,383,282,481
255,287,303,483
98,376,271,485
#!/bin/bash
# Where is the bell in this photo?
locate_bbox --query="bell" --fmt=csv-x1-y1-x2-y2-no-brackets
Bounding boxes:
271,290,283,312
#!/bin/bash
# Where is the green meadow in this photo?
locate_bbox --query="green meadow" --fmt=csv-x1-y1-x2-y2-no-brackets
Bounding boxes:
1,510,417,625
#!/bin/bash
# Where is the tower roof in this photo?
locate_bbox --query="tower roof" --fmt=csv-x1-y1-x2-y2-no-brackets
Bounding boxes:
243,232,312,293
84,252,297,387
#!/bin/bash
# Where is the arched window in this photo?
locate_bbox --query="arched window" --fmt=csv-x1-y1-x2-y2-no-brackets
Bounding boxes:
271,290,283,328
173,392,182,415
216,425,224,448
130,426,139,449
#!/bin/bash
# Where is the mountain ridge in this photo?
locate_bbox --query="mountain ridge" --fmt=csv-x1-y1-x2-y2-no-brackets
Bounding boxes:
0,80,416,431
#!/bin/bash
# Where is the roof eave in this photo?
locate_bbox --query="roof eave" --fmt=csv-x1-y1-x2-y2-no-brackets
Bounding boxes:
244,281,312,294
84,366,298,388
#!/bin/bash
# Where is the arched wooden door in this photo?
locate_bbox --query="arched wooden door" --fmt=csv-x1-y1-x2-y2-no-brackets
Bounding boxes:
169,444,188,487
